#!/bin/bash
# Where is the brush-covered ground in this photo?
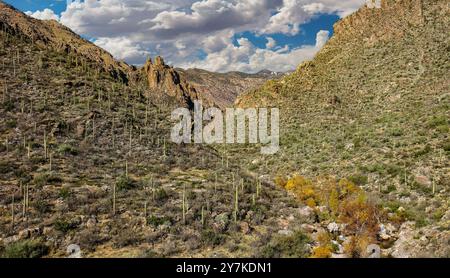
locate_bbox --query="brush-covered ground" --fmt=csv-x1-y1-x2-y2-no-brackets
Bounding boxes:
0,31,314,258
0,0,448,259
231,0,449,257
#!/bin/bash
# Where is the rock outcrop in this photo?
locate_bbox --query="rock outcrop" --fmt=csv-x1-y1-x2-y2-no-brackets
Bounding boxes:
143,56,204,109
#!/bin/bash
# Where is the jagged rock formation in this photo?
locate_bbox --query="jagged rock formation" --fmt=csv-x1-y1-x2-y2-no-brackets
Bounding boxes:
143,56,205,109
0,1,132,83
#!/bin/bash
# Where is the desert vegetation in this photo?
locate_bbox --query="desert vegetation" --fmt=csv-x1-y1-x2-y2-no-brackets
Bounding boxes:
0,0,448,258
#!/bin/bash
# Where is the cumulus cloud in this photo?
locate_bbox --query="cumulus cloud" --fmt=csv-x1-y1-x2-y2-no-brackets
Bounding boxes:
263,0,308,35
150,0,283,39
94,37,151,64
34,0,366,72
315,30,330,48
179,30,330,73
25,8,60,21
60,0,173,38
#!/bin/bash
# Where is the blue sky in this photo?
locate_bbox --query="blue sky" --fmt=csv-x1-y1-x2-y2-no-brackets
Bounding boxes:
5,0,66,14
6,0,365,73
233,14,340,49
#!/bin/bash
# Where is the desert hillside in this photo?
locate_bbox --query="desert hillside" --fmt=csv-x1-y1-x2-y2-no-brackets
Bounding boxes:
0,1,305,258
234,0,449,257
0,0,448,258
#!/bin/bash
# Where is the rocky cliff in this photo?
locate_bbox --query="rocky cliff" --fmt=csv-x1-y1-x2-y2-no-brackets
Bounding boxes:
142,56,205,109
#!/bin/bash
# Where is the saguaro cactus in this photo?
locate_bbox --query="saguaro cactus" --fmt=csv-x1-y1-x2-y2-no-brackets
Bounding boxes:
129,126,132,150
144,201,148,226
234,184,239,223
112,183,116,215
111,119,115,148
163,137,167,158
49,152,53,171
201,206,205,227
43,130,47,159
11,192,15,229
256,180,261,198
2,80,6,103
182,185,186,225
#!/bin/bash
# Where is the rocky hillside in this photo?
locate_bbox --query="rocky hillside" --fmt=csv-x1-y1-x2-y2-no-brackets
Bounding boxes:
0,1,225,109
0,0,448,259
0,2,313,258
178,68,283,109
233,0,449,257
0,1,132,83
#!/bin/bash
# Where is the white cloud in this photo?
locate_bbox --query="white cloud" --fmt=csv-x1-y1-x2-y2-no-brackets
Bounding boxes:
263,0,308,35
315,30,330,48
94,37,150,64
179,30,330,73
60,0,173,38
37,0,366,72
262,0,365,35
266,37,277,49
25,8,60,21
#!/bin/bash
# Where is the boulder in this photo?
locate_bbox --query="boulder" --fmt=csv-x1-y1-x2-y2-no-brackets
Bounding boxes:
298,206,315,223
327,222,340,234
239,222,251,234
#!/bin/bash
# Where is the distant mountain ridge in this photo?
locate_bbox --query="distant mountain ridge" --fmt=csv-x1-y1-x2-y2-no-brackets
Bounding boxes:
178,68,285,108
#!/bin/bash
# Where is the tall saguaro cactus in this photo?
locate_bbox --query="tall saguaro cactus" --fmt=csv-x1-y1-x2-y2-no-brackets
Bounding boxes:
182,184,187,225
112,183,116,216
234,184,239,223
11,192,15,229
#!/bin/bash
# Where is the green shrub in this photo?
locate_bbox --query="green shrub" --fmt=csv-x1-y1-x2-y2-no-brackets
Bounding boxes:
6,119,17,128
428,115,447,128
348,174,368,185
54,218,78,234
201,229,225,246
3,100,15,111
382,184,397,194
116,175,135,192
33,172,63,187
58,187,71,199
1,240,48,258
390,128,404,137
259,231,311,258
0,161,13,174
443,141,450,153
155,188,168,201
33,199,50,214
140,250,160,258
147,215,171,227
57,144,79,155
413,145,431,157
